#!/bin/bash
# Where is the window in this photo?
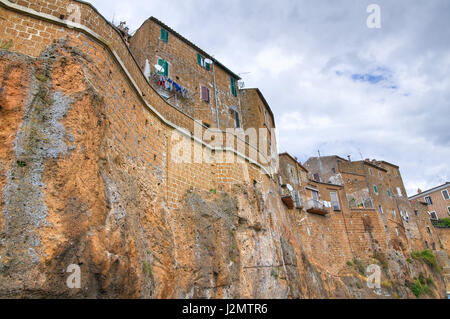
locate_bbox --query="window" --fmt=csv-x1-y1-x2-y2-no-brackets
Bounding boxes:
432,242,436,250
197,53,211,71
368,167,373,176
230,76,237,97
397,187,402,197
387,190,392,198
160,28,169,42
407,229,412,238
392,210,397,218
378,205,384,215
414,210,418,217
429,211,438,220
384,225,389,233
442,189,449,200
378,171,382,178
310,189,319,201
313,173,320,182
373,185,379,195
330,192,340,211
426,226,432,234
395,228,399,236
403,211,409,222
233,110,241,128
331,167,336,174
424,196,432,205
424,241,429,249
157,58,169,77
448,206,450,216
294,191,301,208
200,86,210,103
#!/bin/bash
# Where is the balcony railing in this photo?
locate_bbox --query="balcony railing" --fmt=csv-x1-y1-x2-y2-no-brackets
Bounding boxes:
280,187,303,210
306,199,330,216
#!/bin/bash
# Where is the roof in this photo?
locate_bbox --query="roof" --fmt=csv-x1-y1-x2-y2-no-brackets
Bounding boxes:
380,160,399,169
305,155,349,164
356,160,388,172
147,17,241,80
279,152,308,172
409,182,450,200
307,178,343,188
240,88,276,128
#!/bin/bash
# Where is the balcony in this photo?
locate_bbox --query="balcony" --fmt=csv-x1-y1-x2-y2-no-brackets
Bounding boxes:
280,186,302,210
306,199,330,216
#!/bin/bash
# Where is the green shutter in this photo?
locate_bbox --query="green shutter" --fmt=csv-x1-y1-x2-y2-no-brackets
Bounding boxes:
164,60,169,77
197,53,202,66
374,185,378,194
387,190,391,198
205,62,211,71
230,77,237,97
157,58,169,76
160,28,168,42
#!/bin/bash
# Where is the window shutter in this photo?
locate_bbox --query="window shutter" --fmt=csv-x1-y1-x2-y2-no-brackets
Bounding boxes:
234,111,240,128
197,53,202,66
160,28,168,42
205,62,211,71
164,61,169,77
201,86,209,102
230,77,237,96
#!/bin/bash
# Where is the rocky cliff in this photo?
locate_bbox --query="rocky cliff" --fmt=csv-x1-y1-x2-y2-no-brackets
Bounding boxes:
0,0,448,298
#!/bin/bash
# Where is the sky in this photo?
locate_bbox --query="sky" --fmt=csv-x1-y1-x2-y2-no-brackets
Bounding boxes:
88,0,450,196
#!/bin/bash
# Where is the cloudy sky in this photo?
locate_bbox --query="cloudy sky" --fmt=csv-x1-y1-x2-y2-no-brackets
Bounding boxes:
89,0,450,196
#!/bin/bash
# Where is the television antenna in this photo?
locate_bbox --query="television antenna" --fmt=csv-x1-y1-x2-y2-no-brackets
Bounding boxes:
154,64,164,73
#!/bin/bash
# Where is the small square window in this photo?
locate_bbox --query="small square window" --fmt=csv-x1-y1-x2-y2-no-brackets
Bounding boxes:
373,185,379,195
424,196,432,205
200,86,210,103
160,28,169,42
429,211,438,220
442,189,449,200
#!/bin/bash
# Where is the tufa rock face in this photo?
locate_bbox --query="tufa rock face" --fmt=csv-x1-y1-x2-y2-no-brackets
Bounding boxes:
0,38,447,299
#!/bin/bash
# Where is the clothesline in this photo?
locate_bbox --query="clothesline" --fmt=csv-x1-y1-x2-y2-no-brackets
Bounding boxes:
155,73,189,99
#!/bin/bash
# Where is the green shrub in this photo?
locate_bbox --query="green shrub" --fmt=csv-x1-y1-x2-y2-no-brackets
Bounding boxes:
410,250,440,271
346,261,353,267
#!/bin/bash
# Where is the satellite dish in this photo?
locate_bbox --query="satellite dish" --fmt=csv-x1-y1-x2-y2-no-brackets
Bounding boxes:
154,64,164,73
286,184,294,192
204,58,213,65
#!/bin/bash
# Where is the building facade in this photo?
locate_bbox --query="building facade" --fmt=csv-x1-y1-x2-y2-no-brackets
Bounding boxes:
304,156,440,254
409,182,450,220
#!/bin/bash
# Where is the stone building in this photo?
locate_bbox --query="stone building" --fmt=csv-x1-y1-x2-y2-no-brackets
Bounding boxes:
129,17,242,130
303,156,439,255
409,182,450,220
0,0,448,299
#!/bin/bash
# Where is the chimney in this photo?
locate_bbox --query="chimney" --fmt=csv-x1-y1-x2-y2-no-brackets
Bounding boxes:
417,188,422,194
347,155,351,162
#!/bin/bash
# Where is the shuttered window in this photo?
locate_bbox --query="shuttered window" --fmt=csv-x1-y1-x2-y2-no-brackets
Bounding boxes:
160,28,169,42
197,53,211,71
157,58,169,77
201,86,210,103
234,110,241,128
230,77,237,97
373,185,378,195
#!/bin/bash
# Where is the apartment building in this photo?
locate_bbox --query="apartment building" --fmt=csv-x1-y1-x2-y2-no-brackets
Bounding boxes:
409,182,450,220
129,17,242,130
303,156,436,253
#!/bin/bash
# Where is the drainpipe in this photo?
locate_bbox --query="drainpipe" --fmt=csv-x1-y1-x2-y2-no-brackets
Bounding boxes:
211,60,220,130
